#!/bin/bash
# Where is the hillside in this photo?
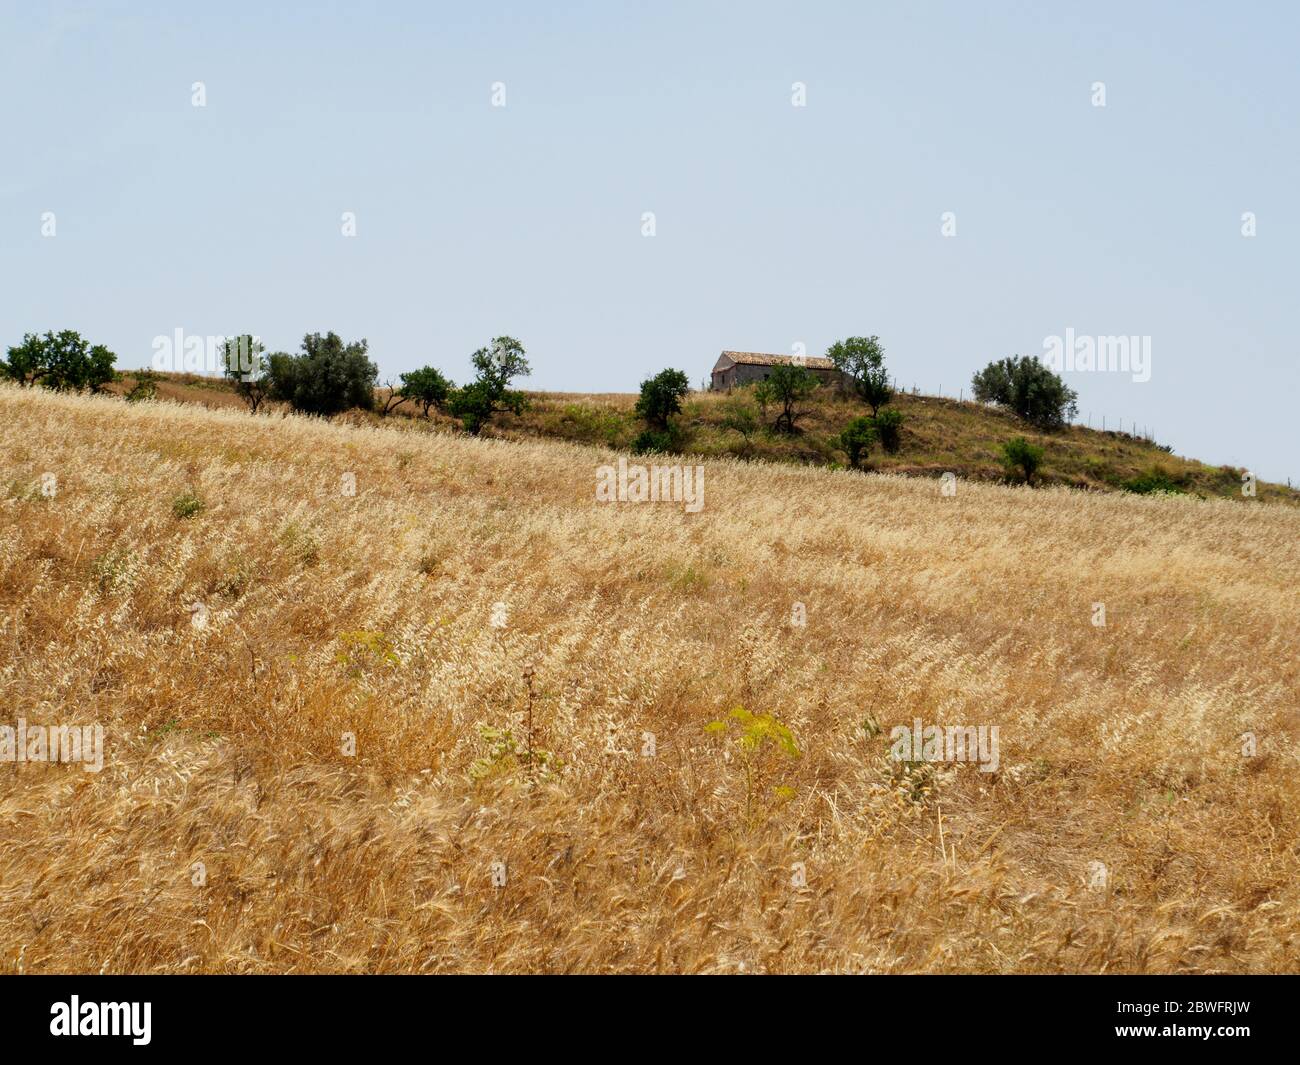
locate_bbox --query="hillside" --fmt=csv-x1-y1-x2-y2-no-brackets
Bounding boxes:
108,370,1300,505
3,383,1299,973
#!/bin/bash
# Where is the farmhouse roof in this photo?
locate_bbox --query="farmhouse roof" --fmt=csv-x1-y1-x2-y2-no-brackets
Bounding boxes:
717,351,837,370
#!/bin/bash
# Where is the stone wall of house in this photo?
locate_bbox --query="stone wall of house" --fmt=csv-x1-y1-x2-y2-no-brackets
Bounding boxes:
713,364,847,390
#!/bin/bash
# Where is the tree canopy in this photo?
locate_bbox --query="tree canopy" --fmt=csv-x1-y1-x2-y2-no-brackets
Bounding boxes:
972,355,1078,431
3,330,116,392
826,336,892,415
266,332,378,415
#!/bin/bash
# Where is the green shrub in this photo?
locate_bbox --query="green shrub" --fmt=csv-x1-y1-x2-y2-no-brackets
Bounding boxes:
171,491,205,519
125,369,159,403
91,548,136,593
871,408,904,453
278,522,320,567
335,629,399,676
632,425,686,455
837,416,877,470
704,707,801,819
469,723,560,783
1124,467,1186,495
1001,436,1044,483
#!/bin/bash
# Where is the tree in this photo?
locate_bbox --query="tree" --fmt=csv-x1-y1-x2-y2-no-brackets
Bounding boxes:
765,364,818,433
222,335,271,413
265,332,377,416
1001,436,1044,483
3,330,116,392
377,378,405,417
448,336,531,434
635,368,691,431
397,366,454,418
871,408,904,453
719,398,759,443
838,416,877,470
972,355,1077,431
826,336,892,415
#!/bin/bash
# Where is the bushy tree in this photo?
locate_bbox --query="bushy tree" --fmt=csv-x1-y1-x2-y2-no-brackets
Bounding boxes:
398,366,454,418
449,336,531,434
222,335,270,413
3,330,116,392
266,332,377,416
871,407,904,453
972,355,1077,431
827,336,892,415
635,368,690,431
1001,436,1045,483
838,416,877,469
765,364,818,433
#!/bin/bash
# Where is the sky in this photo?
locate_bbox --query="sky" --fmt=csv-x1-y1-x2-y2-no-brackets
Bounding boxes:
2,1,1296,482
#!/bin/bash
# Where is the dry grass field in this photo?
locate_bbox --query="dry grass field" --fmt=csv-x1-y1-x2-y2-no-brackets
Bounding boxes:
110,370,1300,503
2,382,1298,974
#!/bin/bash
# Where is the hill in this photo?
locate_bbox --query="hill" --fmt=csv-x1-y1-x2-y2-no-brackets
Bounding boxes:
2,383,1298,973
107,370,1299,505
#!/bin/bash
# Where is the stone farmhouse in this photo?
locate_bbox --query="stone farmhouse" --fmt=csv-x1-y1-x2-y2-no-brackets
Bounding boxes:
710,351,847,391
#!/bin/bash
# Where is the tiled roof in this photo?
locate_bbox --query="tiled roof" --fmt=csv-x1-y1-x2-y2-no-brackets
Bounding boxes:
719,351,837,369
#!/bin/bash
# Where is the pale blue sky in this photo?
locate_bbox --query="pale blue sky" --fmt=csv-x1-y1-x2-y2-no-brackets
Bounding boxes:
2,1,1296,481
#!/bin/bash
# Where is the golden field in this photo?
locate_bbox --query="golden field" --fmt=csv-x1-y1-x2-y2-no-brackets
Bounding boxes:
1,382,1298,974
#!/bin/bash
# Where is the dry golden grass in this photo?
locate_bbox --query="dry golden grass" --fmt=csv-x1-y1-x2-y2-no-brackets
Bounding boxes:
114,370,1300,503
2,383,1298,974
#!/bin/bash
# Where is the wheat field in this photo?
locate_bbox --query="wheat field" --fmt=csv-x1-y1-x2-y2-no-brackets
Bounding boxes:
1,383,1297,974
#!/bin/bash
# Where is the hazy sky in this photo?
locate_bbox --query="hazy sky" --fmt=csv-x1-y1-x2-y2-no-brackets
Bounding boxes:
2,1,1296,481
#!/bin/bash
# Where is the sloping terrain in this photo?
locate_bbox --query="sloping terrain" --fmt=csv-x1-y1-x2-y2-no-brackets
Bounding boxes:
2,384,1298,973
109,371,1300,504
